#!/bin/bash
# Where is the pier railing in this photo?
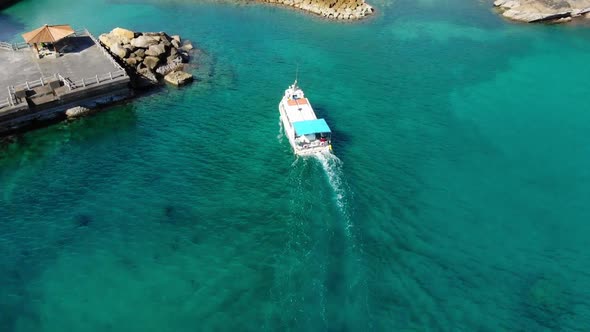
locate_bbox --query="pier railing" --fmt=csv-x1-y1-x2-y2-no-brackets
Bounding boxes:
0,69,127,110
0,97,12,109
11,75,57,92
0,41,29,51
58,69,127,91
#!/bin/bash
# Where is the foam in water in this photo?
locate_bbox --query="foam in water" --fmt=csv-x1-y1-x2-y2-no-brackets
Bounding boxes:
313,151,352,231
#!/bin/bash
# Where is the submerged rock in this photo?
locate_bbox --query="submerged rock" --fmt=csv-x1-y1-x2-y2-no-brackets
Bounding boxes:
526,276,570,328
65,106,92,118
164,71,193,86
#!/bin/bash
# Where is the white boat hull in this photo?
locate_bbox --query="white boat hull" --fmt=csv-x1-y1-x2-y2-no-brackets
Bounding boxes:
277,81,332,156
279,103,331,156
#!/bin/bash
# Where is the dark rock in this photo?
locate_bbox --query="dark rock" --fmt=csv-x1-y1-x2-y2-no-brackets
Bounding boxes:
180,51,190,63
74,214,93,227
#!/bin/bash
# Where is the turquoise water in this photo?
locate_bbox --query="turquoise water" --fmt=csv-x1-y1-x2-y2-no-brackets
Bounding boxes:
2,0,590,330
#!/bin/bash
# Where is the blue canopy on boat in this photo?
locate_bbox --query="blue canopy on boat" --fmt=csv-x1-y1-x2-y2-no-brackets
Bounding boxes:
293,119,331,136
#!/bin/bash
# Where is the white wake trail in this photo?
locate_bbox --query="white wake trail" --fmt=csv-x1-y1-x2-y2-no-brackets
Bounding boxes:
314,151,353,232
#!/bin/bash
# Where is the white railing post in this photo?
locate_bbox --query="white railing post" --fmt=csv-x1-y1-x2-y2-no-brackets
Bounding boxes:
82,79,86,87
40,76,44,86
96,75,99,84
26,81,30,89
6,87,13,106
109,72,113,80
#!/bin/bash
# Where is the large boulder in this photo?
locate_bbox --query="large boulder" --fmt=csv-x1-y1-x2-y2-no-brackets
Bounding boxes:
181,42,193,51
133,49,145,59
110,43,128,59
99,33,121,50
111,27,135,43
125,57,138,66
145,43,167,58
143,55,161,70
130,35,159,49
164,71,193,86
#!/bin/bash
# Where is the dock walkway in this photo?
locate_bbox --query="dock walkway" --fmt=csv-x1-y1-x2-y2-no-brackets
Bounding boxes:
0,29,131,135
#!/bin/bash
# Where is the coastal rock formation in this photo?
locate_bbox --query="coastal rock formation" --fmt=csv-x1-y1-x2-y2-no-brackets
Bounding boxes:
494,0,590,23
98,27,193,87
263,0,374,20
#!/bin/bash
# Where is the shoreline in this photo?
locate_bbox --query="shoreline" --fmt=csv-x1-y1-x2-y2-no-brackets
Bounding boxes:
1,0,374,21
494,0,590,23
256,0,375,20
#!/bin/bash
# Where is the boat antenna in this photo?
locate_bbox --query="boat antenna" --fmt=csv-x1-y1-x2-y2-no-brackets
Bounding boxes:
294,64,299,86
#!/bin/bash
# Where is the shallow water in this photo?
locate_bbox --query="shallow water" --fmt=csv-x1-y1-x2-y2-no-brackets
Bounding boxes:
1,0,590,330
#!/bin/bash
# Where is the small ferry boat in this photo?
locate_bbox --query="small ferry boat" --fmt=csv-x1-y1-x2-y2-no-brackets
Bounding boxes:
279,80,332,156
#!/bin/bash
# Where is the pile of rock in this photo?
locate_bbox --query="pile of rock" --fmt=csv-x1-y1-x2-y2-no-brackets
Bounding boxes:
264,0,374,20
99,28,194,86
494,0,590,23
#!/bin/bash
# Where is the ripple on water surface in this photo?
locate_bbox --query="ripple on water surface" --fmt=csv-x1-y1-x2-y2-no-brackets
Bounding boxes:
1,0,590,330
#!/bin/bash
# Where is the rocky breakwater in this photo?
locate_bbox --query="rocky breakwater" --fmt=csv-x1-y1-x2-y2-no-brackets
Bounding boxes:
494,0,590,23
264,0,374,20
99,28,194,87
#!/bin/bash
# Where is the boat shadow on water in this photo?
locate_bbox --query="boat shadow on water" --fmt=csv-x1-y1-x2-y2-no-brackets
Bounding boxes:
309,104,353,153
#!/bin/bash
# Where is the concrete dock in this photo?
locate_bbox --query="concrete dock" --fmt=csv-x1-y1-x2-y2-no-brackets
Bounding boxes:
0,29,131,136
